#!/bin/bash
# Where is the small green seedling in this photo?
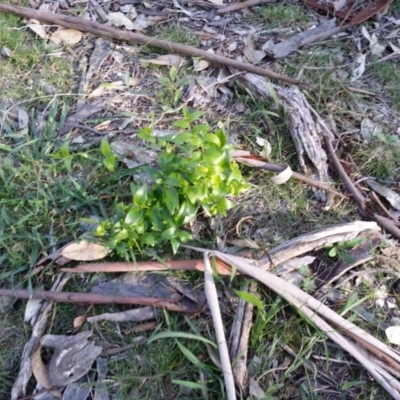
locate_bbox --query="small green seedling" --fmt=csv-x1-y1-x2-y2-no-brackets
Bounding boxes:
325,237,365,264
157,66,191,109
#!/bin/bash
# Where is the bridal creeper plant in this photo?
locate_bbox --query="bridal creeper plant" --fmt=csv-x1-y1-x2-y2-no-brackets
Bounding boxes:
96,109,249,257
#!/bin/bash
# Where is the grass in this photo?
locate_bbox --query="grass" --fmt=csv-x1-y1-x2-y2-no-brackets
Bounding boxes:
257,4,310,29
0,13,74,101
1,3,400,400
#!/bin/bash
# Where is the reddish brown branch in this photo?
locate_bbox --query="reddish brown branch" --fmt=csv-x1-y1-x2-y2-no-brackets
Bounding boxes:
0,4,304,86
0,289,196,312
324,135,400,240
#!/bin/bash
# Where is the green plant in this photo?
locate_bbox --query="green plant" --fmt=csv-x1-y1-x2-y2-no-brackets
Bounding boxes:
324,237,365,263
157,66,191,109
95,109,249,256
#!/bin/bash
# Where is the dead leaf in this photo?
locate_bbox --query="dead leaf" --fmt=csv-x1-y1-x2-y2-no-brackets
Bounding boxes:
61,239,111,261
206,0,224,5
249,377,266,398
49,28,83,45
140,54,184,67
386,326,400,345
73,314,87,328
193,58,210,71
361,26,385,56
108,11,137,30
42,331,102,387
24,297,43,326
351,54,366,82
88,80,126,98
27,23,48,40
243,35,265,64
32,347,62,397
228,238,260,249
270,165,292,185
366,179,400,211
130,14,153,30
360,118,380,141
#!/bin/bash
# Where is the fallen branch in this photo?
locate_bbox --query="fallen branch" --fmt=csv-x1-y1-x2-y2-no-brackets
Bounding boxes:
186,245,400,399
323,135,400,240
61,258,234,275
217,0,276,14
0,4,304,86
0,289,198,312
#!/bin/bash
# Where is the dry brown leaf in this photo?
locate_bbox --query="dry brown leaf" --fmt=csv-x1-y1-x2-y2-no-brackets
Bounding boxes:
32,347,62,397
270,165,292,184
73,314,87,328
61,239,111,261
88,80,126,98
49,28,83,45
140,54,184,66
193,58,210,71
108,12,137,30
27,23,48,40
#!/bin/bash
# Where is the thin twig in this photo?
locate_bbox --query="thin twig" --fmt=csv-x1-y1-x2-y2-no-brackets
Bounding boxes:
0,4,304,86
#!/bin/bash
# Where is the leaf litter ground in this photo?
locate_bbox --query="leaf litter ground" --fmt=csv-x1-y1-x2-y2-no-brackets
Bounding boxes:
1,0,400,399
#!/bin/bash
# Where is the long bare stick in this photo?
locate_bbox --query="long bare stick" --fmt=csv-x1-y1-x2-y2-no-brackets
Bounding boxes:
0,289,197,312
204,253,236,400
0,4,303,86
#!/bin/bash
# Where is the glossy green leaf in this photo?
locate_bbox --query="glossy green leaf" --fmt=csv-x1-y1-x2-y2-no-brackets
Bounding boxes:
173,119,191,129
173,133,193,144
60,141,70,158
147,207,164,231
161,227,177,239
187,110,204,123
164,186,179,214
204,133,221,147
175,201,197,225
177,230,192,242
214,128,226,147
142,233,155,246
138,126,155,143
171,238,180,254
341,237,364,249
203,147,224,165
63,157,72,172
125,207,144,225
134,184,148,207
103,154,117,171
100,137,112,157
328,247,338,257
